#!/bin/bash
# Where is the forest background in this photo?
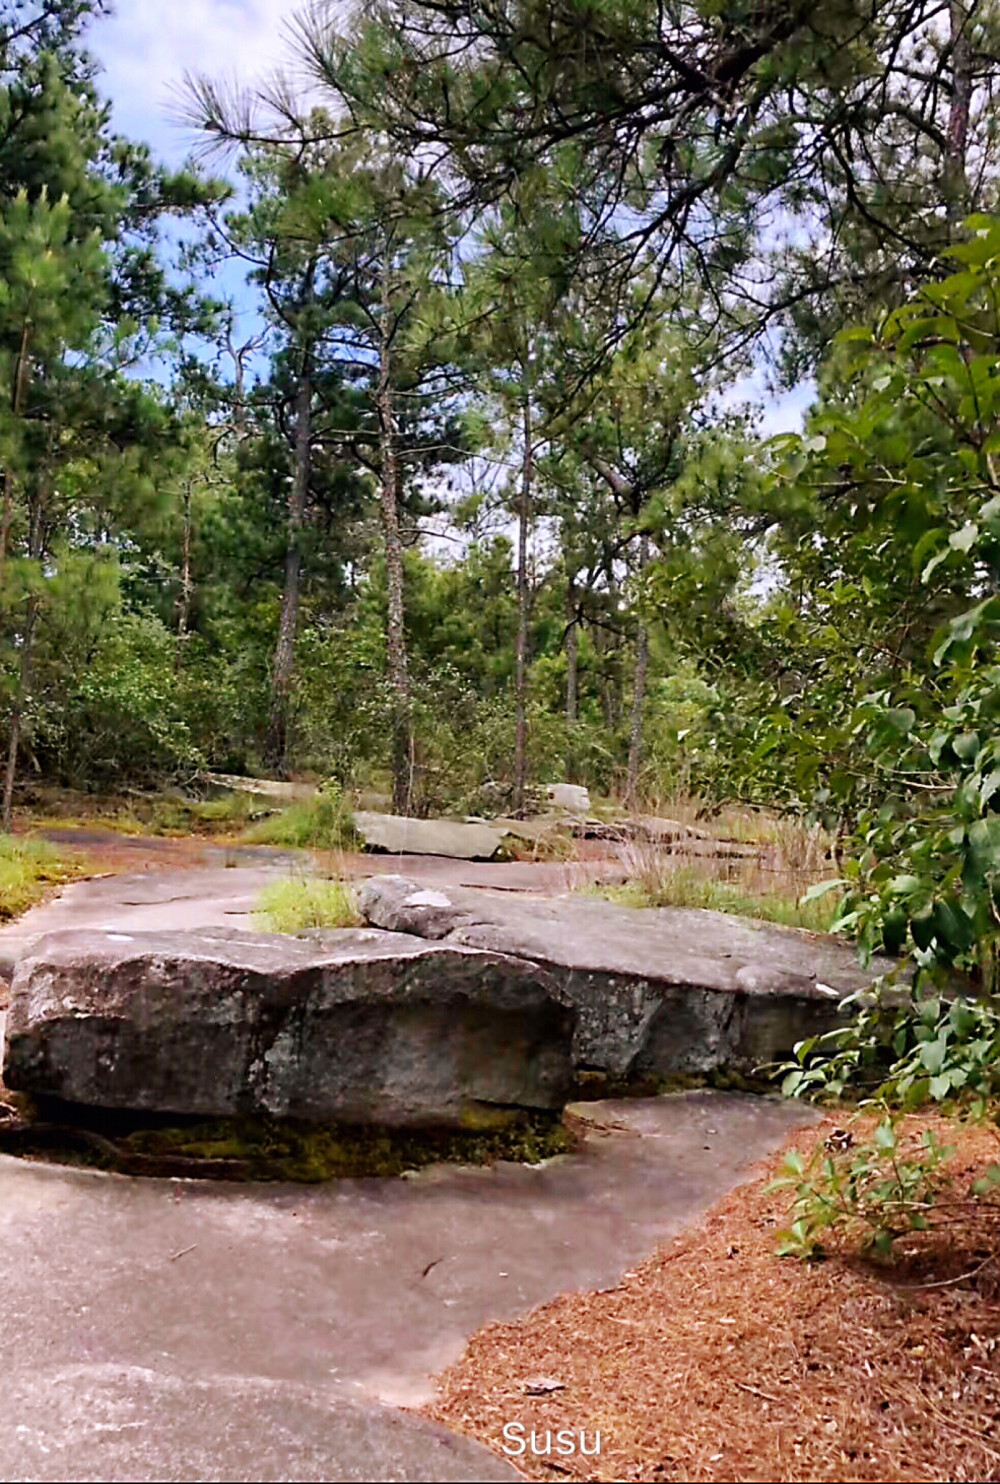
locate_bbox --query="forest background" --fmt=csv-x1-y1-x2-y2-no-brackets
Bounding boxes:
4,0,1000,1041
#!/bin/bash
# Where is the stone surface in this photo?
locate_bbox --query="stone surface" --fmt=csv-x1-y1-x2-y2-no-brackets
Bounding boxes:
202,772,315,802
0,1089,816,1481
354,811,505,860
358,876,894,1078
0,857,630,981
3,927,574,1124
545,782,591,812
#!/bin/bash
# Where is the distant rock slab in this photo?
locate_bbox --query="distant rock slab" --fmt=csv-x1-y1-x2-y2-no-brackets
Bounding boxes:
358,877,895,1080
545,783,591,812
3,928,575,1126
354,812,505,860
202,772,314,802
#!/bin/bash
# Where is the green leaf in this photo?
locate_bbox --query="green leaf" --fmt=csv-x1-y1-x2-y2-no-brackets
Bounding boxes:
949,522,979,553
919,1038,947,1075
874,1121,897,1151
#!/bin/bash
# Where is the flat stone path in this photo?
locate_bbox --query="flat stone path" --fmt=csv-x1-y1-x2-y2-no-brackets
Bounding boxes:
0,1091,817,1481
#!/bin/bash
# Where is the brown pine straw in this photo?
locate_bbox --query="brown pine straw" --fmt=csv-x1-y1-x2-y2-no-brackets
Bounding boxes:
422,1113,1000,1483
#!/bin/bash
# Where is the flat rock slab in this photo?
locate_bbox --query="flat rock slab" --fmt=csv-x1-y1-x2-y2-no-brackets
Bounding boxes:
354,812,506,860
0,859,630,981
359,876,894,1078
4,927,574,1124
0,1089,816,1481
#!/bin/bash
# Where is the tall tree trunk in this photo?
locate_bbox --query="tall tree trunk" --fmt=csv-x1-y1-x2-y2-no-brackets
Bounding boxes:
564,573,578,779
2,592,37,833
2,485,42,834
513,389,532,814
267,363,311,775
176,478,193,649
0,320,32,587
946,1,972,220
378,270,411,816
625,535,650,807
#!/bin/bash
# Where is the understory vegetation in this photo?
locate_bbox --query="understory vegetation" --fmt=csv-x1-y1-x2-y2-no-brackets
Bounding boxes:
0,835,86,920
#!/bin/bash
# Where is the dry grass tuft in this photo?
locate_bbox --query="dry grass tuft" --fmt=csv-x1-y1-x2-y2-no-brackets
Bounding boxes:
600,838,843,932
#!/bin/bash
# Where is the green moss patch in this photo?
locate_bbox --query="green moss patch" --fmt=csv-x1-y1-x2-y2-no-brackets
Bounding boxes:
0,1102,574,1182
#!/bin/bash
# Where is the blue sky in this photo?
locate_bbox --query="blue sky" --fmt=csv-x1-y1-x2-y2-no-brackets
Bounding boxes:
87,1,809,433
91,0,302,166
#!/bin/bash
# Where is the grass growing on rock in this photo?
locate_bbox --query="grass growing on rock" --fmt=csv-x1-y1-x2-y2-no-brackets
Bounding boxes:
0,835,88,920
242,783,358,851
253,876,360,932
596,850,843,933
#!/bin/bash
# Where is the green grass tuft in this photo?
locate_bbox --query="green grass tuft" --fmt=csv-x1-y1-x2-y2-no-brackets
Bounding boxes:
254,876,360,933
242,783,357,851
0,835,86,921
596,861,842,933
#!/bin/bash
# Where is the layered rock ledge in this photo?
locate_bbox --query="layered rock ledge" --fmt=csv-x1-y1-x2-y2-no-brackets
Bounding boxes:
2,927,574,1127
358,877,894,1079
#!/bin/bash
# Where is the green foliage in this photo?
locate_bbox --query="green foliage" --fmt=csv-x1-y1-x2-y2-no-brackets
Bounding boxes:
243,781,358,851
771,1120,961,1259
779,988,1000,1108
253,876,360,933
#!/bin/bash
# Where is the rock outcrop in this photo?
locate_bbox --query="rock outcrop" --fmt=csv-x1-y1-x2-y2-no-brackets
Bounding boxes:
3,927,575,1126
353,812,506,860
358,876,894,1079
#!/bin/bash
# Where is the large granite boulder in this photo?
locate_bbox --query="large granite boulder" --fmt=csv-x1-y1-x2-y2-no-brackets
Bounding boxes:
3,927,575,1126
353,812,506,860
358,877,896,1079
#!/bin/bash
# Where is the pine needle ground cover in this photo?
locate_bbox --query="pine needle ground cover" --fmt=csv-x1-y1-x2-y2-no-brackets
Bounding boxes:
424,1114,1000,1483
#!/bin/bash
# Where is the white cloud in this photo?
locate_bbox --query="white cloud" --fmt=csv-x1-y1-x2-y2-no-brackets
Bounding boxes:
89,0,305,160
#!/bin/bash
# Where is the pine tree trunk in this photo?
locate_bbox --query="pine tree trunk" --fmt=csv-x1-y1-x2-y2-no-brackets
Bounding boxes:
946,1,972,219
0,321,32,589
625,536,650,807
176,479,193,644
565,574,578,779
267,363,311,775
2,479,41,834
2,592,37,833
513,390,532,814
378,271,411,817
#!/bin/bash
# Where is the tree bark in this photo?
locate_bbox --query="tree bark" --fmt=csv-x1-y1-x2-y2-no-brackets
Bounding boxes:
378,267,411,816
946,1,972,219
176,478,193,644
625,535,650,807
565,582,578,726
267,361,312,775
513,387,532,814
2,592,37,833
2,483,42,834
564,572,578,778
0,320,32,587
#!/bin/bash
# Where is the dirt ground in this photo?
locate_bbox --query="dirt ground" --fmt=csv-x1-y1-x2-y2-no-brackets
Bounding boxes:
424,1113,1000,1483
